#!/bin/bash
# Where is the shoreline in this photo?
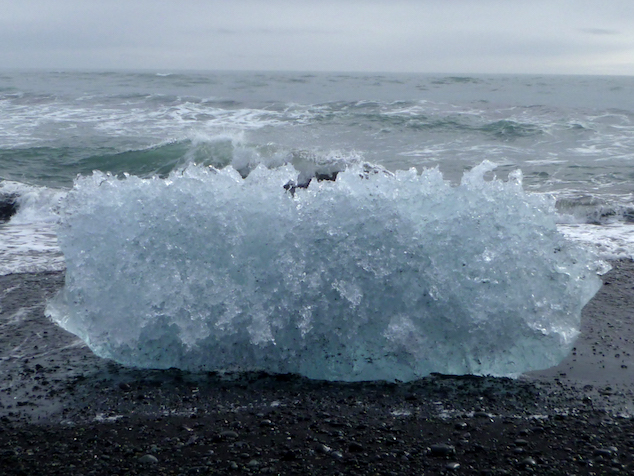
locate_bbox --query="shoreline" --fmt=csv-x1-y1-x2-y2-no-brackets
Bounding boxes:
1,261,634,474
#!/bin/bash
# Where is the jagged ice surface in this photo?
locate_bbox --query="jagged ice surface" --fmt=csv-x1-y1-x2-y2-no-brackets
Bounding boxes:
46,162,603,381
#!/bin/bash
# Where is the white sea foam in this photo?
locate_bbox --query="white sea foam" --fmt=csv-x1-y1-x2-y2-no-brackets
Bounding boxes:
0,96,292,148
558,223,634,261
46,162,603,381
0,222,65,276
0,181,66,275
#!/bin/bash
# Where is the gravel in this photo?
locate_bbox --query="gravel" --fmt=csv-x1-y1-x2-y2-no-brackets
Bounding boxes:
2,261,634,474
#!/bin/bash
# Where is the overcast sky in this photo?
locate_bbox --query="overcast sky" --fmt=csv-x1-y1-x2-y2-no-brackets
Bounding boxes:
2,0,633,75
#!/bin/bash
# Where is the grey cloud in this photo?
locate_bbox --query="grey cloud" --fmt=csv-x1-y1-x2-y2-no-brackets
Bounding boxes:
212,28,238,35
580,28,620,35
208,27,341,36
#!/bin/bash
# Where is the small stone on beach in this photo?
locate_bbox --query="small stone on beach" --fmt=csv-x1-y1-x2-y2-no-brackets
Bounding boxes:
138,454,158,464
430,444,456,457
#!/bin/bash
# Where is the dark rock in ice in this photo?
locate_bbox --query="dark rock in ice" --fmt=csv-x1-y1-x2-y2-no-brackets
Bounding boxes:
283,170,338,195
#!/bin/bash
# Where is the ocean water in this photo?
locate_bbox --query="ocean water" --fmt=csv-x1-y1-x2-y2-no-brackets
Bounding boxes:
1,71,633,276
0,71,631,379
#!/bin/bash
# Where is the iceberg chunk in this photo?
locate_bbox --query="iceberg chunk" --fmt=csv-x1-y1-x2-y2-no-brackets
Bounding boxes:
46,162,603,381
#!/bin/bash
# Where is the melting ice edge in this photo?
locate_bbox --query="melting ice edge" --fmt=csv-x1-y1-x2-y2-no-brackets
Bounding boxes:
46,161,603,382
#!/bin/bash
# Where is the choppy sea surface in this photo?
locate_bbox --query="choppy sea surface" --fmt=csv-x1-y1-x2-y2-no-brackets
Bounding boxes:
1,71,633,275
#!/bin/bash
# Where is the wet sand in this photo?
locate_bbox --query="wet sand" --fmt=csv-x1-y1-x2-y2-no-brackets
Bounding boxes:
1,261,634,474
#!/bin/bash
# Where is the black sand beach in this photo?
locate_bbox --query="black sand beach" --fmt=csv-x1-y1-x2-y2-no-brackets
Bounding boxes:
2,261,634,475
